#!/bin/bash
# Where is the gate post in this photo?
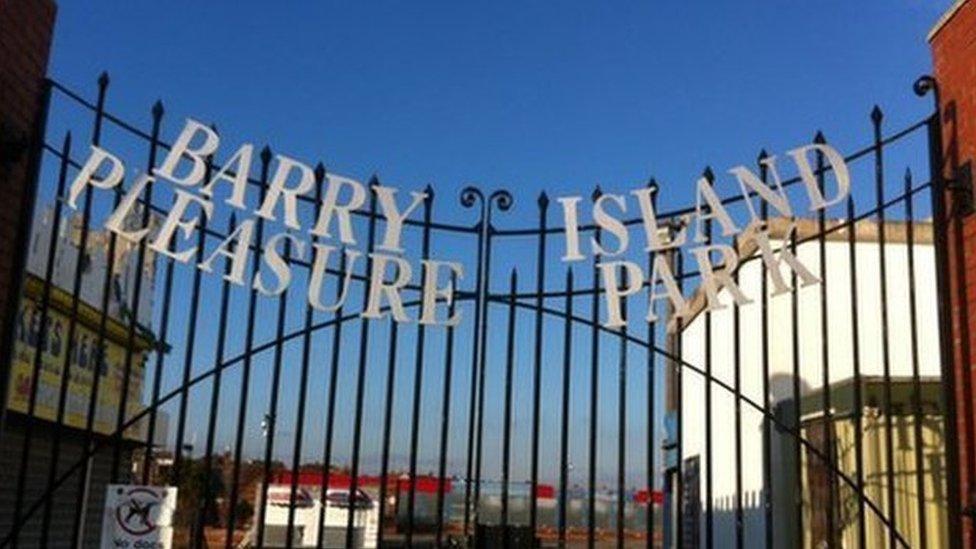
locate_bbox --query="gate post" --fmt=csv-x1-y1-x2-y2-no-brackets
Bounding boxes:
0,0,58,441
929,0,976,545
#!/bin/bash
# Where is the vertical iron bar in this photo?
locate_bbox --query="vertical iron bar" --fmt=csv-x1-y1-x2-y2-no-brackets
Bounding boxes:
905,168,928,546
846,194,867,549
11,129,69,547
463,190,489,536
75,98,160,542
675,246,685,549
531,192,549,536
142,101,172,486
815,132,837,545
758,153,773,549
406,186,435,544
917,76,963,549
617,263,628,548
872,106,898,548
463,250,484,535
223,145,271,549
501,271,518,527
255,236,292,549
703,183,714,549
732,235,743,549
588,188,602,549
316,250,348,549
647,180,658,549
345,179,379,547
170,152,213,484
38,74,111,548
434,273,459,546
377,317,399,547
790,221,803,547
4,82,74,549
472,229,495,530
194,214,236,549
469,189,510,534
559,270,574,546
100,98,162,503
285,163,326,548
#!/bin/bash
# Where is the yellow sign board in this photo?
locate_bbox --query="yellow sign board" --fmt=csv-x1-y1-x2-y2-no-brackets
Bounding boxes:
6,275,152,439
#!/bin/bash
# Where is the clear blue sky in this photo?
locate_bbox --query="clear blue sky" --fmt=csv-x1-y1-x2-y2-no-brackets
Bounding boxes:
39,1,952,488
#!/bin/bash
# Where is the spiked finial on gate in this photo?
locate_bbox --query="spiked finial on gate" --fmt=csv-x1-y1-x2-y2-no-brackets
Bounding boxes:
813,131,826,145
367,174,381,189
424,184,435,203
537,191,550,211
870,104,884,124
758,149,769,163
510,269,518,292
260,145,273,165
152,100,165,120
314,162,326,182
703,166,715,182
97,71,110,90
592,185,603,202
646,177,658,193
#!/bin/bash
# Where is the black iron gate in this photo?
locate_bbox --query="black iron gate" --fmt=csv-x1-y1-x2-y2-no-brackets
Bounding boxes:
0,74,963,548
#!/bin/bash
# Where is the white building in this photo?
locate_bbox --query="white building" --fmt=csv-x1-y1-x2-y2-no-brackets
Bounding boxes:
670,217,949,548
254,484,379,548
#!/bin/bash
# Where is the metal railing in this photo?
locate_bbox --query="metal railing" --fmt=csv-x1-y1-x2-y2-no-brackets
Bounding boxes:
0,73,962,548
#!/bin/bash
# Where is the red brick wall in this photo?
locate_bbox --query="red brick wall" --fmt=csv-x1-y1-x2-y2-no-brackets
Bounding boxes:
0,0,57,412
931,0,976,545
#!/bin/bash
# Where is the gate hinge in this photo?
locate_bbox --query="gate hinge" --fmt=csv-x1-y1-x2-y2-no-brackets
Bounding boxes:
0,119,29,168
947,161,974,217
963,503,976,519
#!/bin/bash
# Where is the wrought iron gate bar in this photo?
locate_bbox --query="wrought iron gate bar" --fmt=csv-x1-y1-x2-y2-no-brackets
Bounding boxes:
11,130,69,549
314,250,348,549
587,215,601,548
646,182,658,549
557,269,574,545
194,213,236,549
759,182,773,549
873,106,900,549
404,187,435,545
846,193,868,549
703,215,714,549
905,167,929,548
433,273,459,546
815,135,837,547
528,191,548,537
919,71,967,547
283,167,326,549
223,152,270,547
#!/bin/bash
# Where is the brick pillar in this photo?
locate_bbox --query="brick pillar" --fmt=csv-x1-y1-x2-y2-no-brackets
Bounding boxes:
0,0,57,429
930,0,976,545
